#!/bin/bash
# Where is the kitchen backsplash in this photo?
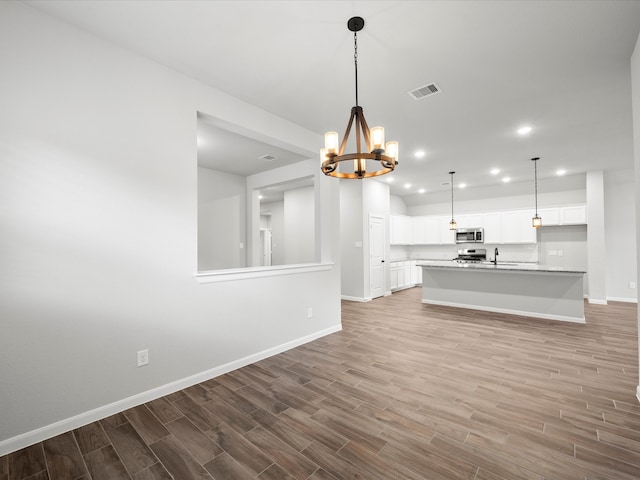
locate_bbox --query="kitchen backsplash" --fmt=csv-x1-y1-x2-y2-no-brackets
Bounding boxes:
392,244,539,263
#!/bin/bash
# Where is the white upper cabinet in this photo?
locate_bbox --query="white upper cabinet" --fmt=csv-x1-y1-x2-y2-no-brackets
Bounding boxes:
560,205,587,225
538,207,561,225
501,210,537,244
411,216,430,244
482,212,503,244
392,204,585,246
412,215,455,245
390,215,413,245
456,213,483,229
538,205,587,226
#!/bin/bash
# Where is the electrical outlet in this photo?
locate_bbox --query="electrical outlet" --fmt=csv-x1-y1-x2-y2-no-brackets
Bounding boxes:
557,250,563,257
630,282,636,289
549,250,557,256
307,307,313,318
137,349,149,367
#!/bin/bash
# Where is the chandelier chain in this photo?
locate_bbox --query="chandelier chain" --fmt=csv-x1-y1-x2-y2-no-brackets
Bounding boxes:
354,30,359,106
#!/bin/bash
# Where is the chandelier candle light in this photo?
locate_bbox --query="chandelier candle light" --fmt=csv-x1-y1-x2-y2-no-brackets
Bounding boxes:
532,157,542,228
449,171,457,230
321,17,398,178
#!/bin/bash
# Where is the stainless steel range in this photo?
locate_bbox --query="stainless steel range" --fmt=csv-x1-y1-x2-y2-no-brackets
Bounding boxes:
453,248,487,263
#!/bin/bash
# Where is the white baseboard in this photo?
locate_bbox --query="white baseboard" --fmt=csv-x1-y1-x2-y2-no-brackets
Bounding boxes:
0,325,341,457
587,298,608,305
606,296,638,303
341,295,371,302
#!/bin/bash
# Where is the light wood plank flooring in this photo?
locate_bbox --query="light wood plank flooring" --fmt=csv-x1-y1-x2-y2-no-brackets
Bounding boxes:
2,287,639,479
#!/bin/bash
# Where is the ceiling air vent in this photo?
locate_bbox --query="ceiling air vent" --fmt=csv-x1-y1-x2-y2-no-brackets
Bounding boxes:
408,83,441,100
258,154,277,162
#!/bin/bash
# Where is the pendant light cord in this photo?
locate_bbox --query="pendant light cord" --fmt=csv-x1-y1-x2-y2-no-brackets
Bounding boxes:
534,159,538,215
450,172,454,219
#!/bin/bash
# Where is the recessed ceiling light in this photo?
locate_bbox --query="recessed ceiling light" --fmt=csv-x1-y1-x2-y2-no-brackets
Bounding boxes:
386,177,394,183
490,168,500,175
517,126,532,135
458,183,467,189
414,150,426,158
556,169,566,176
418,188,426,194
404,183,411,189
258,194,264,200
502,177,511,183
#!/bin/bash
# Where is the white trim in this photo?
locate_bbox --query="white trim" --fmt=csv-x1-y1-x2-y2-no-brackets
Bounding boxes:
195,262,333,283
391,285,416,293
341,295,371,302
0,325,341,457
587,298,608,305
637,385,640,404
606,296,638,303
422,299,586,323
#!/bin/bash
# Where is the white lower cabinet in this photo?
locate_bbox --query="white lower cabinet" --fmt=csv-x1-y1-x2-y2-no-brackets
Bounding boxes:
390,262,398,290
390,261,420,291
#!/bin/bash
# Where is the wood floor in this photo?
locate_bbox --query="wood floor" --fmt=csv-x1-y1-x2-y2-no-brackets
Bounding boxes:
2,287,639,480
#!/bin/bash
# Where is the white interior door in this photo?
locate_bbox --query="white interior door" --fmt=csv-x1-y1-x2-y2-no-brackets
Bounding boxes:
260,228,272,266
369,214,385,299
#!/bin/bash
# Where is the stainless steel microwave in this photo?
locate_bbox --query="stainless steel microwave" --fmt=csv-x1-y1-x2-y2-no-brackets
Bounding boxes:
455,227,484,244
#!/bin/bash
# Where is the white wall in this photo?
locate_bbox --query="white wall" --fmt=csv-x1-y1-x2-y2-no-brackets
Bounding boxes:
198,167,246,270
339,180,391,301
404,174,587,209
631,31,640,400
340,182,365,299
261,201,284,265
586,171,607,303
284,186,315,264
605,170,637,302
390,194,408,215
0,1,341,453
407,175,587,217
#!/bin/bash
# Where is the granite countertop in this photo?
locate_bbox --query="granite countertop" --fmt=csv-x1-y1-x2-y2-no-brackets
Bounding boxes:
416,259,586,274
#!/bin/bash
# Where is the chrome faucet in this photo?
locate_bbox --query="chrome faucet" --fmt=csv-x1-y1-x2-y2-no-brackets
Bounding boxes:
493,247,499,265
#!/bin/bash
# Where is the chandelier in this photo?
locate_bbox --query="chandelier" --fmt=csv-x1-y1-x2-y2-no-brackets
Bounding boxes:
320,17,398,179
531,157,542,228
449,171,457,230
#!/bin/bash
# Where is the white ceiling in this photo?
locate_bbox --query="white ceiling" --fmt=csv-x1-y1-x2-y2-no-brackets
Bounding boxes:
24,0,640,204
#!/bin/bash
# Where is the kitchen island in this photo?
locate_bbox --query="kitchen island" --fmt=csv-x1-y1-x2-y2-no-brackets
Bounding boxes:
417,260,586,323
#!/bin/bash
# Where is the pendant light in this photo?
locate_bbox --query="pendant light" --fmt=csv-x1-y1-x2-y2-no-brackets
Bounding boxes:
449,171,457,230
320,17,398,179
531,157,542,228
